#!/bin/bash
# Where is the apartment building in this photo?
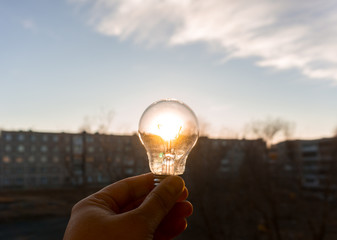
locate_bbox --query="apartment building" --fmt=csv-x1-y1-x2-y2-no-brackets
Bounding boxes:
275,138,337,192
186,136,267,179
0,130,148,188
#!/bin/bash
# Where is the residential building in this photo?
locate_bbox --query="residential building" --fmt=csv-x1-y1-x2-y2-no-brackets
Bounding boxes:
275,138,337,195
0,130,148,188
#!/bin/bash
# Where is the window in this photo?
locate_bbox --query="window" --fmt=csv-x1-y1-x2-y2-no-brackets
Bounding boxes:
125,168,134,175
125,158,134,166
30,135,36,142
302,144,318,152
97,173,103,183
41,145,48,152
302,151,317,158
42,134,48,142
73,136,83,145
41,177,48,185
86,135,94,143
5,145,11,152
53,156,59,163
41,156,48,163
212,141,219,148
53,146,59,152
16,177,24,185
16,157,23,163
5,133,12,141
88,146,95,153
2,156,10,163
53,135,59,142
74,146,82,154
28,156,35,163
18,134,25,141
3,178,10,185
125,146,131,151
220,167,230,172
17,145,25,152
221,158,229,165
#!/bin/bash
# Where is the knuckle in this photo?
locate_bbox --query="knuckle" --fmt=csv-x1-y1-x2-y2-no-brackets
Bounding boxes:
71,200,83,213
71,197,89,214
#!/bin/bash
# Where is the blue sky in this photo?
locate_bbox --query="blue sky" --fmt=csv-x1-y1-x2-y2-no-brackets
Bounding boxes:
1,0,337,141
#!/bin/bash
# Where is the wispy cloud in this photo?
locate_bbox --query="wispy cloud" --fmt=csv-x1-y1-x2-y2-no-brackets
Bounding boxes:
21,18,37,32
71,0,337,82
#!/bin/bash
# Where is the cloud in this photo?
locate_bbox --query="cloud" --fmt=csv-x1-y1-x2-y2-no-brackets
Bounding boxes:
21,19,37,32
71,0,337,82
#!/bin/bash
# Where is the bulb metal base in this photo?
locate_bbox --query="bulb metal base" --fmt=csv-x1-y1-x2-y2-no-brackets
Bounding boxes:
154,174,170,186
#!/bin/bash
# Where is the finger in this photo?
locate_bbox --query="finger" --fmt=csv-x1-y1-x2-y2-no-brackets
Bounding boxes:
138,175,185,229
121,186,189,213
170,201,193,218
177,187,188,202
154,201,193,239
121,186,188,213
154,218,187,240
159,201,193,230
91,173,154,213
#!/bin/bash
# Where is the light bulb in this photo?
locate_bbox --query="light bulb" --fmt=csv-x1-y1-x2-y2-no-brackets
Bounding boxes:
138,99,199,184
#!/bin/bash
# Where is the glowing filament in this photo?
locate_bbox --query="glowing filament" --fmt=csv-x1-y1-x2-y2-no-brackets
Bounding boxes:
151,114,183,141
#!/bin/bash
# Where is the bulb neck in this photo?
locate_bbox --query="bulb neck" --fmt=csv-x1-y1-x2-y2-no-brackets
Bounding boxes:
154,174,170,186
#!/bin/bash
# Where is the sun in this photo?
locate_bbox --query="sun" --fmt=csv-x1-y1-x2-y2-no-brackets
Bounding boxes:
150,113,183,141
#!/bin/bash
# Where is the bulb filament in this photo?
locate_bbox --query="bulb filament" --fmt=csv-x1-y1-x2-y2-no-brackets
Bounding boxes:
158,125,182,175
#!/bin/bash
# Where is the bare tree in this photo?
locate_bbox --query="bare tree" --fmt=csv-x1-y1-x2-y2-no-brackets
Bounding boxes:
79,110,128,182
79,116,93,133
79,109,114,134
239,118,297,239
96,110,114,134
218,127,239,139
246,117,295,147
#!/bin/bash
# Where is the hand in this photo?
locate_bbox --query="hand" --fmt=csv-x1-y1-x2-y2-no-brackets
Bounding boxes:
63,173,193,240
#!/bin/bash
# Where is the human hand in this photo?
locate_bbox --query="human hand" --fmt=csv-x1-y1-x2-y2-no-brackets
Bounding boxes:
63,173,193,240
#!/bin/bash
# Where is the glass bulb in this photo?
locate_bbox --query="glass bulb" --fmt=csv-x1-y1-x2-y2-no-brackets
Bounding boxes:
138,99,199,184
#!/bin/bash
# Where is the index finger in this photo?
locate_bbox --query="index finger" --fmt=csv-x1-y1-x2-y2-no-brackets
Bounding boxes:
91,173,155,213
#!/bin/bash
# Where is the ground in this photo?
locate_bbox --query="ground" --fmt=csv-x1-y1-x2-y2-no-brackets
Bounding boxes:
0,187,100,240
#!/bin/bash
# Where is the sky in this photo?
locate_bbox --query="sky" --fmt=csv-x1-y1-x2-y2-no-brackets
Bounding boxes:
1,0,337,141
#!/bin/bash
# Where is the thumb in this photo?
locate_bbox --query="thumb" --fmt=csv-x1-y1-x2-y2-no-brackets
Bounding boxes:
137,175,185,229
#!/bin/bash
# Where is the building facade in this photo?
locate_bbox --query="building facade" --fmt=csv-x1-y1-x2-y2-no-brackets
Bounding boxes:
275,138,337,194
0,130,148,188
4,129,335,193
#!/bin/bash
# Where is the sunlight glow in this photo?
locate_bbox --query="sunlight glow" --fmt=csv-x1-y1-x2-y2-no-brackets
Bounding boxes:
150,113,183,141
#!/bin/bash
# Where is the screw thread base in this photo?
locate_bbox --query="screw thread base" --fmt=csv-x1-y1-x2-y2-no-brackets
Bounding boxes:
154,174,170,186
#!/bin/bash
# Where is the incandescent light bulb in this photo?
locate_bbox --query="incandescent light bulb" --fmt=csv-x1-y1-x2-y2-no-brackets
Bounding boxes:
138,99,199,184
